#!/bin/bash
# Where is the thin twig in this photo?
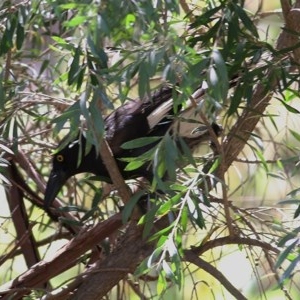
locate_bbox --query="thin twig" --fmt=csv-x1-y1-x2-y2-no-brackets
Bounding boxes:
185,251,247,300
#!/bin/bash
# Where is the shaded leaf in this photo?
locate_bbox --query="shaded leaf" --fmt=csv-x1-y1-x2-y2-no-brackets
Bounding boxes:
122,190,146,223
122,136,161,149
68,46,82,86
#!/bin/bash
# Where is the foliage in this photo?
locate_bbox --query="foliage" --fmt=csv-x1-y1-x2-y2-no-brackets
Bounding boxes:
0,0,300,299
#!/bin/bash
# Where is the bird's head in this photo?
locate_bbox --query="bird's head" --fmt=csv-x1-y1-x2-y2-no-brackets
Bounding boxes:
44,137,101,208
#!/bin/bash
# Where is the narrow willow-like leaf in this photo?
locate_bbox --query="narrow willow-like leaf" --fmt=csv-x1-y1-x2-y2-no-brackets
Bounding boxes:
122,136,161,149
68,46,81,85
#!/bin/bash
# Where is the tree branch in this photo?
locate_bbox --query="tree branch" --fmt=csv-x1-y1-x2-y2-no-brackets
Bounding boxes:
184,250,247,300
0,213,123,299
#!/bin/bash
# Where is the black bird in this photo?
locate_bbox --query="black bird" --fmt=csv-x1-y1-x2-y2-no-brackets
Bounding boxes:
44,86,221,208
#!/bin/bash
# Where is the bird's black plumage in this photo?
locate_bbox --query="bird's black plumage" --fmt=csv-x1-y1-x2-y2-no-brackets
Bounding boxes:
44,86,221,208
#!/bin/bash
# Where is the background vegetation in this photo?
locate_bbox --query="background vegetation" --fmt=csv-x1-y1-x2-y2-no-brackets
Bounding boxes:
1,0,300,299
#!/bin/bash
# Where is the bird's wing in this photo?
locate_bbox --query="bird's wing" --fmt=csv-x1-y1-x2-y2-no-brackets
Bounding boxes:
104,87,176,154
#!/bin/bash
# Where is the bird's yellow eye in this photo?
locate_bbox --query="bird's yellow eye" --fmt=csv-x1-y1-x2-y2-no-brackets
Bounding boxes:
56,154,64,162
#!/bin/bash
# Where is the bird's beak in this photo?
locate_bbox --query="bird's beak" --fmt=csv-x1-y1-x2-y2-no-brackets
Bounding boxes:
44,169,68,208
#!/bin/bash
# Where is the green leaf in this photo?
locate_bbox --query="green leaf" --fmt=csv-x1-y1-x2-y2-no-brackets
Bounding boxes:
157,271,167,295
148,223,174,242
233,3,258,37
94,87,114,109
156,235,168,248
142,204,159,239
58,205,87,213
52,36,68,44
0,12,18,55
76,67,85,90
162,260,174,279
189,5,221,29
59,3,80,9
147,246,163,268
122,191,146,223
255,149,268,172
289,129,300,142
279,98,300,114
81,206,99,222
228,83,243,115
294,205,300,219
16,22,24,50
275,238,298,269
64,16,87,28
287,188,300,197
278,228,300,248
166,238,178,258
208,157,221,173
120,147,155,163
138,60,150,99
178,137,196,167
122,136,161,149
68,46,81,86
91,189,103,209
280,255,300,284
267,172,285,180
90,95,105,130
157,193,182,215
186,195,206,229
97,14,110,35
79,92,90,121
207,49,228,103
180,206,188,232
52,101,81,134
153,146,167,180
164,134,178,180
124,160,145,171
87,36,108,69
38,59,50,78
134,257,150,277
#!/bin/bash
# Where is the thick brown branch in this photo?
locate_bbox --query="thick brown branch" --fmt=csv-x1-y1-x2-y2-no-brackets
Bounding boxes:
0,214,123,299
72,223,147,299
71,216,171,299
99,139,132,204
4,164,41,270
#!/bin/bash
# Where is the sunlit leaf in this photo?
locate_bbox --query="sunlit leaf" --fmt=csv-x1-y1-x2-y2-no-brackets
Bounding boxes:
64,16,86,28
124,160,145,171
157,272,167,295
